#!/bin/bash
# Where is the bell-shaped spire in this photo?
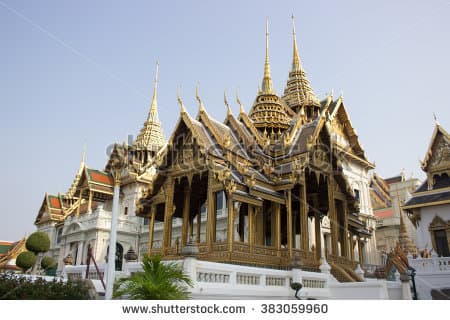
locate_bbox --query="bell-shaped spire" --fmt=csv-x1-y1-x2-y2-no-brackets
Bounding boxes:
261,17,273,93
134,62,165,151
282,15,319,114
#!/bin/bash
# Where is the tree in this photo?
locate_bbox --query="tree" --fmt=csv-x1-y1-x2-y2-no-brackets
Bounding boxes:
41,256,56,270
25,231,51,274
26,232,50,254
15,251,36,273
113,255,193,300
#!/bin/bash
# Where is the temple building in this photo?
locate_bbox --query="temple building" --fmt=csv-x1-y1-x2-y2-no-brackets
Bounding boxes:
34,64,165,271
403,123,450,257
136,18,379,276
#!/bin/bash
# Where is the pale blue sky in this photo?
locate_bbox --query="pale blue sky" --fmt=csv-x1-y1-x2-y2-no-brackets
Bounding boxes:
1,0,449,240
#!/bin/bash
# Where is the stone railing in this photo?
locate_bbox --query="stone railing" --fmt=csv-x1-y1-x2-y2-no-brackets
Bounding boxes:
409,256,450,273
62,264,106,282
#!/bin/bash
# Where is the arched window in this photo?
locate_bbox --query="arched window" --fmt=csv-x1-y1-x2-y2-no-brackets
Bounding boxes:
429,216,449,257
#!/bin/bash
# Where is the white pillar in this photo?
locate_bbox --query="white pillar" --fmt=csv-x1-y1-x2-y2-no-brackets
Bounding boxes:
105,183,120,300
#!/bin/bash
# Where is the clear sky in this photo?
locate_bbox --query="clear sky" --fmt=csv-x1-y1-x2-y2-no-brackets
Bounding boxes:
1,0,449,241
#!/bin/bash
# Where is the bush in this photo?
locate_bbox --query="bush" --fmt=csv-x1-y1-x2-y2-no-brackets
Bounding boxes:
41,256,56,270
0,273,94,299
16,251,36,272
26,232,50,254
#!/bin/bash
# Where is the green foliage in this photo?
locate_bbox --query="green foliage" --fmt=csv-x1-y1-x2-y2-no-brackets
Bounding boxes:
15,251,36,272
114,255,193,300
41,256,56,270
26,232,50,254
0,273,93,299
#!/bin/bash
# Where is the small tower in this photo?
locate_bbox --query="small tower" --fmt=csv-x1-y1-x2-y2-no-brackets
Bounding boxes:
248,18,292,140
282,15,320,119
133,62,166,165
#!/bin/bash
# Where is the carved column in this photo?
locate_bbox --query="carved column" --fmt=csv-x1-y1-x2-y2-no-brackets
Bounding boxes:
287,190,293,258
76,188,83,216
300,183,309,251
342,200,349,258
249,205,255,254
314,215,322,259
275,203,281,256
196,204,201,243
227,195,234,253
148,205,156,254
328,176,338,256
181,185,191,247
206,171,215,250
87,190,93,213
162,177,174,254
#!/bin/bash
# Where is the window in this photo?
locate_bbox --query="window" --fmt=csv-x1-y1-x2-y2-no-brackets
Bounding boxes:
124,207,128,216
434,230,449,257
354,189,360,202
56,228,63,245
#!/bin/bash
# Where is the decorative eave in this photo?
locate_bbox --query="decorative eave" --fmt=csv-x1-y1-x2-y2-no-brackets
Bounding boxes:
421,123,450,172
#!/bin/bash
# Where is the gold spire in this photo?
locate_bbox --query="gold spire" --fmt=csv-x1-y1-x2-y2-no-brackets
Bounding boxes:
224,90,232,116
261,17,273,93
282,16,320,113
195,83,205,112
291,14,301,72
150,61,159,116
133,62,165,150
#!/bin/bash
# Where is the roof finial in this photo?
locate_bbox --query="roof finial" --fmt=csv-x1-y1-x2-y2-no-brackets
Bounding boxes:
433,113,440,126
81,143,86,166
150,61,159,115
261,17,273,93
177,85,186,113
236,89,245,114
224,90,232,116
291,14,301,72
195,83,205,112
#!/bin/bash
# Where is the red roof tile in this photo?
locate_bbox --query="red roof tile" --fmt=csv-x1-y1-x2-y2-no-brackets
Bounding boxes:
90,171,113,186
49,196,61,209
374,208,394,218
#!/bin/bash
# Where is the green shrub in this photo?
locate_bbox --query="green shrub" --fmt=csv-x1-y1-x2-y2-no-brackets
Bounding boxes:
26,232,50,254
16,251,36,272
0,273,94,299
41,256,56,270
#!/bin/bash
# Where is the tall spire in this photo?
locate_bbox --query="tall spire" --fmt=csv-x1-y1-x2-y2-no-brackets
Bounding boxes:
291,14,301,72
282,16,319,114
261,17,273,93
149,61,159,116
133,62,165,150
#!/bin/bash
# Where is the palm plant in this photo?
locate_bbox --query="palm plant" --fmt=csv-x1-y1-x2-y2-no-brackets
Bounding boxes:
113,254,193,300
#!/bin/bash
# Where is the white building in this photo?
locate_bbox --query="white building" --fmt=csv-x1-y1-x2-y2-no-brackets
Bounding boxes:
402,123,450,299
